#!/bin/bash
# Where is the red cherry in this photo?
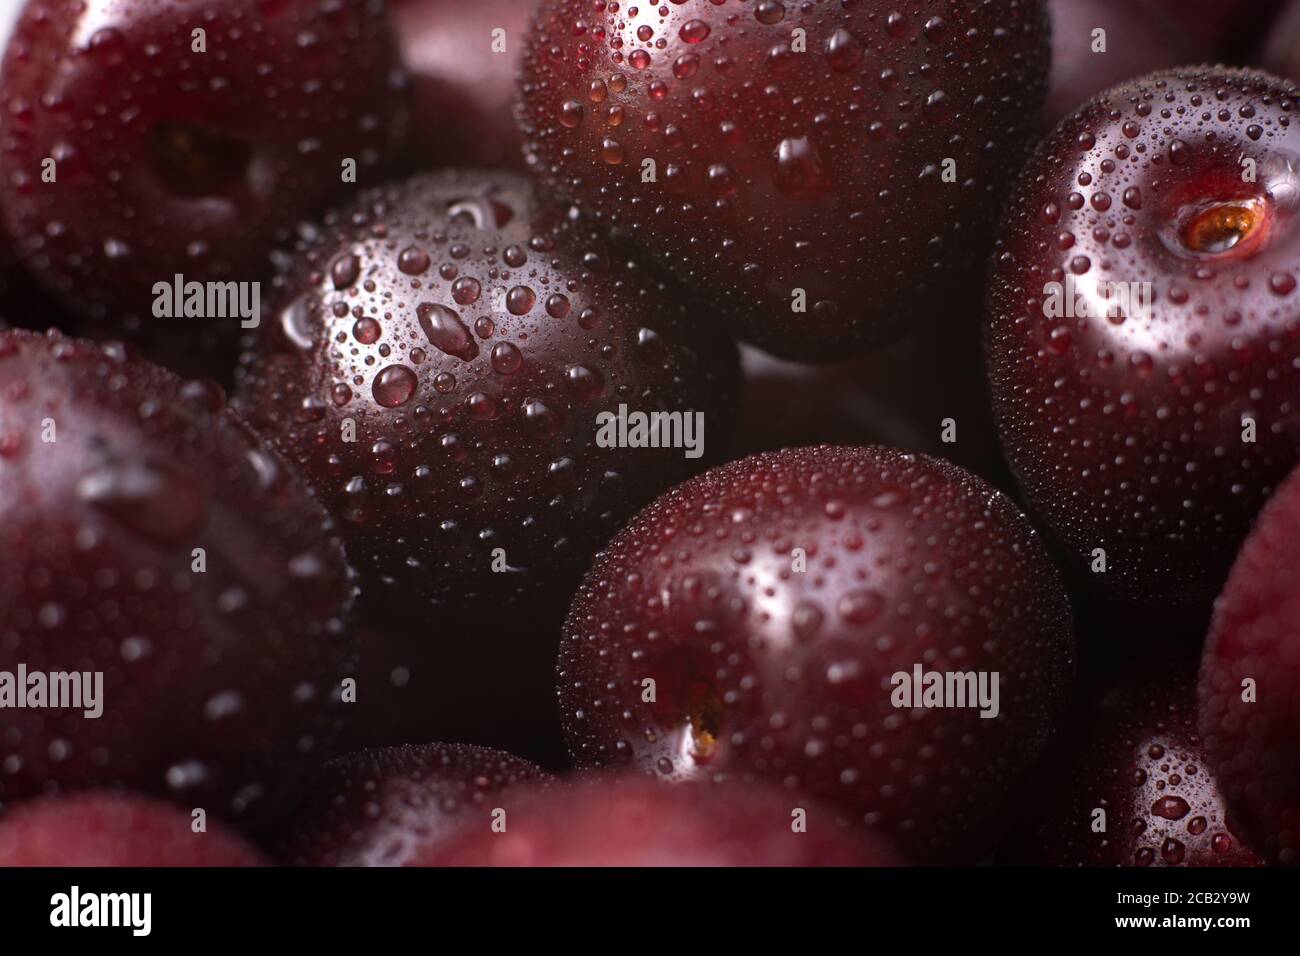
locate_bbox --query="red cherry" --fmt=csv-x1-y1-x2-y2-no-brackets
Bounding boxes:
1199,462,1300,865
425,775,902,866
392,0,532,171
0,792,266,866
276,743,553,866
235,170,739,618
1007,644,1262,867
557,445,1075,863
0,329,356,828
517,0,1050,359
0,0,409,341
987,67,1300,612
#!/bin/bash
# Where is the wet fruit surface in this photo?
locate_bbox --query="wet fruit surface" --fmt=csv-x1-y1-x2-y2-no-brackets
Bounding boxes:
235,170,739,616
0,0,409,339
1199,462,1300,865
0,329,355,828
394,0,533,171
0,792,266,866
277,743,553,866
1008,644,1260,867
987,68,1300,611
518,0,1050,359
558,445,1075,863
425,774,901,866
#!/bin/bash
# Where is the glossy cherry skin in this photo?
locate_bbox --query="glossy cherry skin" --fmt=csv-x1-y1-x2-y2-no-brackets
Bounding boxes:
425,774,901,866
0,0,409,339
0,329,356,829
276,743,553,866
1045,0,1208,122
393,0,533,171
987,68,1300,612
558,445,1075,864
0,792,266,866
1007,645,1261,867
1199,463,1300,865
517,0,1050,360
235,170,740,619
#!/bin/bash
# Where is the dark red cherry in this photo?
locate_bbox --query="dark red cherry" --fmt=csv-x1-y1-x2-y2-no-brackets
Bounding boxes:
0,792,266,866
987,67,1300,612
0,0,409,341
0,329,356,828
393,0,532,171
277,743,553,866
517,0,1050,359
1199,462,1300,865
1007,644,1261,867
234,170,739,618
557,445,1075,864
425,775,902,866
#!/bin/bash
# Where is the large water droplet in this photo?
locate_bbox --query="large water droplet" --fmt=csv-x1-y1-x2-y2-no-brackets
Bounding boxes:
372,365,418,408
417,303,479,360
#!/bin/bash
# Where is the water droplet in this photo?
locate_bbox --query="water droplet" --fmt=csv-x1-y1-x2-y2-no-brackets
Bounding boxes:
331,254,360,289
490,342,523,375
1152,795,1190,820
353,316,381,345
451,276,481,305
397,246,430,275
563,364,604,401
417,303,479,360
601,138,625,164
1161,837,1186,865
560,99,584,128
922,15,947,41
838,589,883,625
680,19,710,43
506,286,536,315
546,293,571,318
773,136,830,199
372,365,417,408
826,28,864,71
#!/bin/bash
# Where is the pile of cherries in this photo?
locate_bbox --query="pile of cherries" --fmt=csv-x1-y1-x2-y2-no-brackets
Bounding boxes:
0,0,1297,868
